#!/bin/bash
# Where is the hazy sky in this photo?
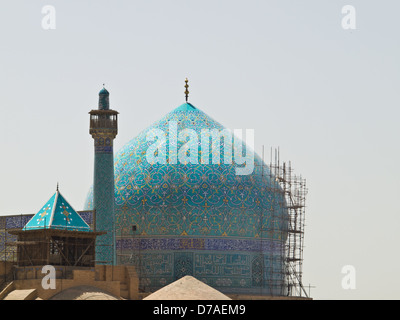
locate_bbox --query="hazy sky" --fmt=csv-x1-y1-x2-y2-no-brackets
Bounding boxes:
1,0,399,300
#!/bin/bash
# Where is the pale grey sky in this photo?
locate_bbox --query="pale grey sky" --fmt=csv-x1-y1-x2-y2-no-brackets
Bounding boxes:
1,0,399,299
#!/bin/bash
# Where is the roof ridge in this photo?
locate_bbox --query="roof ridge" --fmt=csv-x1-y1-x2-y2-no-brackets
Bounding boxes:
48,190,59,228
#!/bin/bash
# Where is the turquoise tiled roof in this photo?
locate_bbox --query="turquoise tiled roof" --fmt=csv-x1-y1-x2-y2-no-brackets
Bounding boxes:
24,190,92,232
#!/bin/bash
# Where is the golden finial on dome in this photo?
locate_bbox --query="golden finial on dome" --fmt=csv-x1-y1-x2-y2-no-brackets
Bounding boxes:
184,78,189,102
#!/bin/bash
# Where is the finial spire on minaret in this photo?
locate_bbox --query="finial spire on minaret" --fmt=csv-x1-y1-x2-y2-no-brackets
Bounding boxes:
184,78,189,102
56,182,59,192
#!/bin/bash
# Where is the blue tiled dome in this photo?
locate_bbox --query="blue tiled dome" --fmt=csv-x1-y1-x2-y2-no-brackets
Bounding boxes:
85,102,289,295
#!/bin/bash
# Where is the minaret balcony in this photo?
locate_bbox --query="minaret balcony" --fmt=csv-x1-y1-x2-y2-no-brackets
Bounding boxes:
89,109,119,134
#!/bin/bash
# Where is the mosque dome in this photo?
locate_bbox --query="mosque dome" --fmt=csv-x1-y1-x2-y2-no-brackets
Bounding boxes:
85,102,289,296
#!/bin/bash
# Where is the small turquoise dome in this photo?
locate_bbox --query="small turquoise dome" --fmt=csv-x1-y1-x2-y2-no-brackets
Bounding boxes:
99,87,109,95
85,102,289,295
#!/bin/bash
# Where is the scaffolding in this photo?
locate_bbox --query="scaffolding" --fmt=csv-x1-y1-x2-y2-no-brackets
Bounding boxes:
7,228,104,269
264,147,308,297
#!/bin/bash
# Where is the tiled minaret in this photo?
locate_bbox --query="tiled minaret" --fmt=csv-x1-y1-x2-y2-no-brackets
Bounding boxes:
89,87,118,265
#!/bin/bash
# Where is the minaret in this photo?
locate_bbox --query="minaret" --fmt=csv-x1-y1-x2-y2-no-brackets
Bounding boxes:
89,87,118,265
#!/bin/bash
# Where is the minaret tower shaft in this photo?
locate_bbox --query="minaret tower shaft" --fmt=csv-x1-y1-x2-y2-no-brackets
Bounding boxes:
89,87,118,265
